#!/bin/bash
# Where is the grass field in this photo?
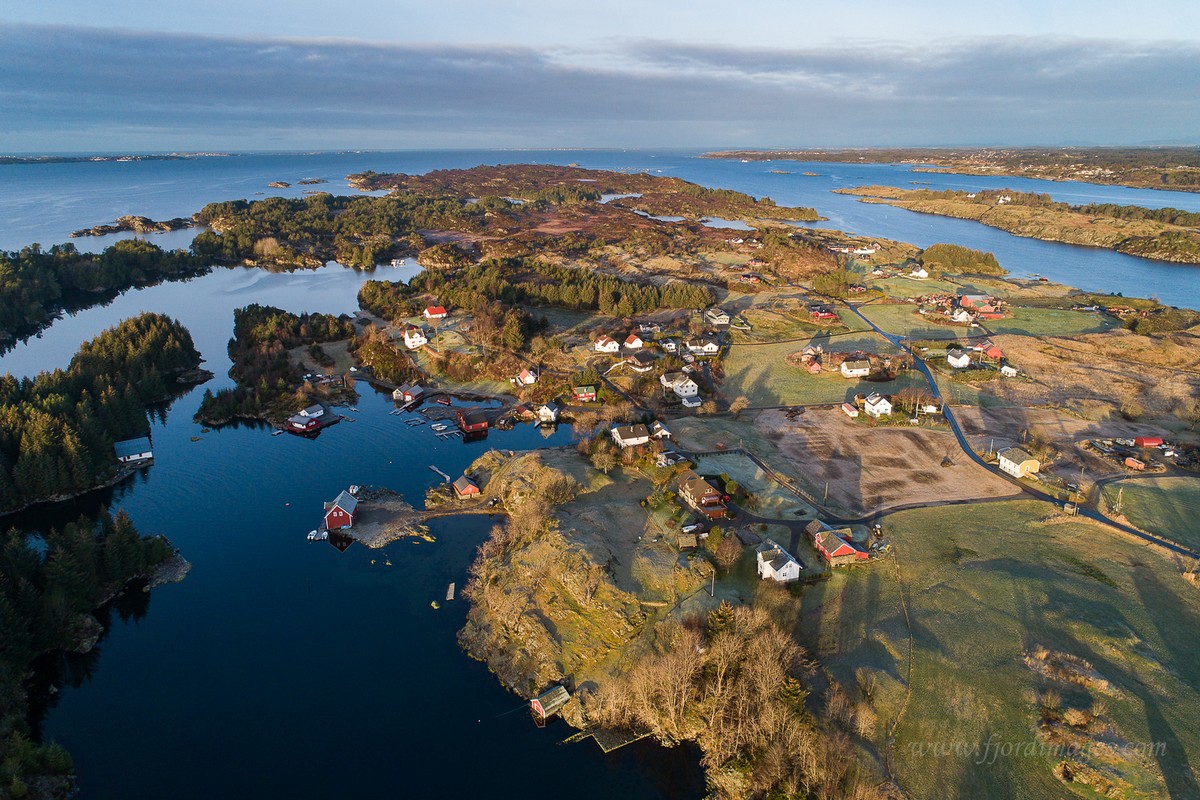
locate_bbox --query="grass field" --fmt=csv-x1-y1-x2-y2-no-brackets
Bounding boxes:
868,275,961,298
722,339,926,407
983,307,1119,337
782,500,1200,798
692,453,817,520
859,303,965,339
1102,477,1200,553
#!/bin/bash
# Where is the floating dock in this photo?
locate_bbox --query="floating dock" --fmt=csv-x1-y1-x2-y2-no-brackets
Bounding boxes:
446,582,455,601
429,465,451,481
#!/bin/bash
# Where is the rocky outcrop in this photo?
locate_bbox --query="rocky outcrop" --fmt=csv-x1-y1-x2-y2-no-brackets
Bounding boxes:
70,215,195,237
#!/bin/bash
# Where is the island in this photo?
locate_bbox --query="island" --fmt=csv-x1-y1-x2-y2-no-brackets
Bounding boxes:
836,185,1200,264
69,214,195,238
703,146,1200,193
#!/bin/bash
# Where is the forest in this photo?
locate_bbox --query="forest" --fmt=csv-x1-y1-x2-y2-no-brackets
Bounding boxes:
359,257,715,321
917,243,1005,276
192,193,507,268
195,304,356,425
0,240,207,347
0,314,201,513
0,511,175,798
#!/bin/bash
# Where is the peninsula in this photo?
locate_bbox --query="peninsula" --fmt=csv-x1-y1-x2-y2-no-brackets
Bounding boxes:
703,146,1200,193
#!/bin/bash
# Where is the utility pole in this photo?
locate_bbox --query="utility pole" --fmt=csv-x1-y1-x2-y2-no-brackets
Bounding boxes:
1115,486,1124,515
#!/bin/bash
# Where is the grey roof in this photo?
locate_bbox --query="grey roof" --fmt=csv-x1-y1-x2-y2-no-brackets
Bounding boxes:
114,437,152,458
326,490,358,515
613,423,649,441
999,447,1035,463
843,359,871,370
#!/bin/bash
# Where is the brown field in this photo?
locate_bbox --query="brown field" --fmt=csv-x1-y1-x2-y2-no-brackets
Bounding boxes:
752,408,1020,515
980,330,1200,422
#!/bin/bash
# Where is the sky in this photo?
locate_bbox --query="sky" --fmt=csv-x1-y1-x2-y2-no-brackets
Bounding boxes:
2,1,1199,152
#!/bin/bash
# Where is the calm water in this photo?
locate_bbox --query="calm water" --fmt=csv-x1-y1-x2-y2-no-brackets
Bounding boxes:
4,150,1200,798
3,149,1199,307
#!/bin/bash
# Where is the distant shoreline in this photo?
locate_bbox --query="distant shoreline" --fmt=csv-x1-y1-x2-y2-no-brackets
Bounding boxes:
0,153,234,165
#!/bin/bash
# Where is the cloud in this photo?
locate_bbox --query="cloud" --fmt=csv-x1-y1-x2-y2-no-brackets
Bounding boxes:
0,24,1197,150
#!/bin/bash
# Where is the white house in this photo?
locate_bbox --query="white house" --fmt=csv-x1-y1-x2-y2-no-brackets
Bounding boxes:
946,349,972,369
298,404,325,418
402,325,428,349
998,447,1040,478
841,402,859,418
515,368,538,386
624,333,644,350
423,305,448,320
650,421,672,440
536,402,560,424
756,539,802,583
950,308,973,324
661,372,700,399
840,359,871,379
594,335,620,354
685,337,721,356
864,393,892,418
1000,365,1018,378
909,265,929,279
704,307,732,326
610,424,651,448
660,338,678,353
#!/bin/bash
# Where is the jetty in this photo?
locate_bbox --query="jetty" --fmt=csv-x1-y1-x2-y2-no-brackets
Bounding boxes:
429,465,451,482
446,582,455,601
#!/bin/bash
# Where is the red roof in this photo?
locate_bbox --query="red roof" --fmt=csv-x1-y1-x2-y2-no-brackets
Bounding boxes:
424,305,447,317
1134,436,1163,447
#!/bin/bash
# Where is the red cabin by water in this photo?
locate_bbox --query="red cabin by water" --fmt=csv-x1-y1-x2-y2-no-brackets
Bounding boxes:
457,408,489,434
323,490,359,530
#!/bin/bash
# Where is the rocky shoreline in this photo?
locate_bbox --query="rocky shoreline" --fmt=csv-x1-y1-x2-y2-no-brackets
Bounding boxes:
70,214,196,238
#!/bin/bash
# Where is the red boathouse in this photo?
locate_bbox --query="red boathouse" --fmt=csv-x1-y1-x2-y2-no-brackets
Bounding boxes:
457,408,489,434
324,490,359,530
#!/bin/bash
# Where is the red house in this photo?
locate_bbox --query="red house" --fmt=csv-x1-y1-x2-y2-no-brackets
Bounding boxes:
452,476,480,498
457,408,489,434
323,490,359,530
1134,435,1163,448
423,305,448,320
573,385,598,403
806,521,867,566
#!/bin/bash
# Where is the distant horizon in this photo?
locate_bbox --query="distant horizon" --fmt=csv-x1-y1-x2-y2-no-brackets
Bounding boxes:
4,143,1200,159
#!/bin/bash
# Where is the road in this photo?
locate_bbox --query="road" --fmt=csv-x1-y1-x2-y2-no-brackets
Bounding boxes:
844,302,1200,559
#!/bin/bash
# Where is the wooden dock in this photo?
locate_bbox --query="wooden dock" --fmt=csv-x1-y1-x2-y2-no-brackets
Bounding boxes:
559,729,651,753
428,465,451,481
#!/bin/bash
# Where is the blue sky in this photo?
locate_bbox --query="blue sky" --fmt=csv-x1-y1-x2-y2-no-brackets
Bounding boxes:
2,1,1199,151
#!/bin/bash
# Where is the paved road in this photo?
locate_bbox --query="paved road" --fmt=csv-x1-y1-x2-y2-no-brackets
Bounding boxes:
845,302,1200,559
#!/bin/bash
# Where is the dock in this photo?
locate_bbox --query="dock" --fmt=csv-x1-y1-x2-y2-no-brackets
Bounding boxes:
559,729,652,753
429,465,451,481
446,582,455,601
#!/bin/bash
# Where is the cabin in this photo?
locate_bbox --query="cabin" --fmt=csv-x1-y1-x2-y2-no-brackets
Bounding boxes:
863,393,892,418
515,368,538,386
323,490,359,530
946,349,971,369
423,305,448,320
536,402,560,425
840,359,871,378
841,402,860,418
402,324,428,349
114,436,153,464
998,447,1040,478
811,307,839,321
806,520,867,566
999,365,1018,378
452,475,480,498
457,408,490,434
530,685,570,723
626,350,657,373
611,424,650,448
756,539,802,583
572,385,598,403
594,335,620,354
678,470,727,520
393,383,425,403
1134,435,1164,448
704,307,732,326
624,333,644,350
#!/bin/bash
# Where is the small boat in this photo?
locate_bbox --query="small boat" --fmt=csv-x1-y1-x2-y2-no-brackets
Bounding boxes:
431,423,449,432
431,600,441,610
446,583,456,601
436,396,452,406
306,529,328,541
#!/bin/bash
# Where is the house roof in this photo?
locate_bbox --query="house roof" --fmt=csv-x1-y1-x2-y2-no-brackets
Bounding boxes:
540,401,560,414
999,447,1035,463
301,404,325,416
947,348,966,358
612,423,649,441
326,490,358,515
459,409,489,426
114,437,152,458
680,470,719,498
452,475,478,494
573,384,597,395
625,333,643,345
425,305,447,315
843,359,871,370
627,350,656,365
